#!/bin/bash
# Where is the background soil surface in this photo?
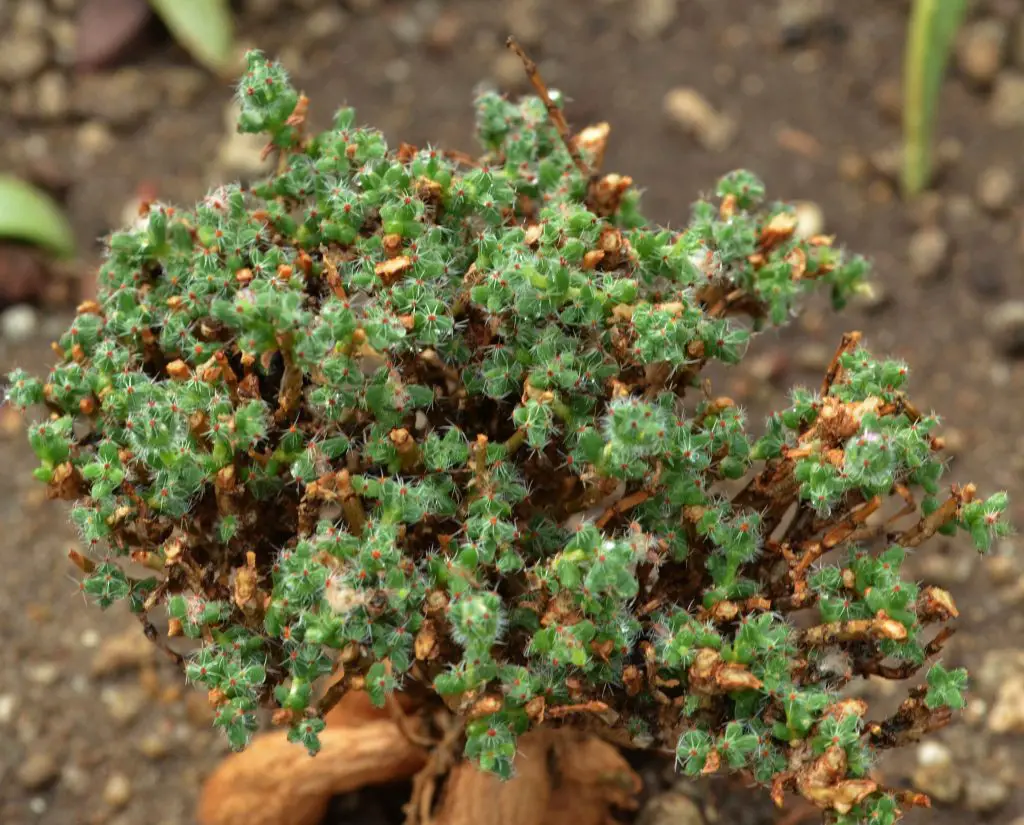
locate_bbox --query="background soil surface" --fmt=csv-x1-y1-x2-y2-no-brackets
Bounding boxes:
3,1,1024,824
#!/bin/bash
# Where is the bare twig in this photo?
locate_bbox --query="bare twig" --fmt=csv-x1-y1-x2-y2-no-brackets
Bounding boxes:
505,36,591,178
820,331,862,397
897,484,975,548
405,711,466,825
596,489,652,529
545,700,610,719
387,694,437,748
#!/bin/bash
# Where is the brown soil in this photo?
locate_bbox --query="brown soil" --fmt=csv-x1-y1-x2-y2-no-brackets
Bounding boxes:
3,1,1024,824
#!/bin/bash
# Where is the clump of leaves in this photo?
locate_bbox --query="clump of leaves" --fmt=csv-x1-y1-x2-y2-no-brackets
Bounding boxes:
9,49,1009,825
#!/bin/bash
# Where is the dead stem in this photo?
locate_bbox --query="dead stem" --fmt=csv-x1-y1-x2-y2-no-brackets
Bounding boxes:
405,711,466,825
896,484,975,548
137,613,185,669
387,694,437,748
595,489,652,529
820,331,862,397
505,36,591,178
545,700,611,719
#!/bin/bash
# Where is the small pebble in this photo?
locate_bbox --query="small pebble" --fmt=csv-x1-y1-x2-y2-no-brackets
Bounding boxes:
964,772,1011,813
917,740,952,768
384,59,410,85
0,693,16,725
637,791,705,825
302,6,348,42
945,193,980,226
101,685,145,725
75,120,115,158
25,661,60,686
986,554,1018,586
214,103,272,180
776,0,836,48
631,0,678,40
912,741,960,803
17,751,60,791
988,676,1024,733
35,71,70,119
427,9,462,51
957,18,1008,87
938,426,966,455
91,628,155,676
976,165,1016,213
907,225,950,281
965,697,989,726
852,281,892,315
663,87,736,151
872,77,902,121
991,71,1024,126
987,300,1024,357
389,12,423,45
12,0,47,31
139,734,171,760
0,34,48,83
103,773,132,810
837,149,868,182
62,763,90,796
29,797,47,815
1,304,40,342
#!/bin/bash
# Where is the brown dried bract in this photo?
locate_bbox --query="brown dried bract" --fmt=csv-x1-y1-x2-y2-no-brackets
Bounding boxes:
415,619,440,661
687,648,762,694
47,462,82,500
758,212,798,251
795,746,878,814
383,233,405,259
166,359,192,380
589,173,633,218
376,255,414,285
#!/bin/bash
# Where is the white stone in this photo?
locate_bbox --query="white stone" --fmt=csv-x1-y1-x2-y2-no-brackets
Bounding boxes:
1,304,40,342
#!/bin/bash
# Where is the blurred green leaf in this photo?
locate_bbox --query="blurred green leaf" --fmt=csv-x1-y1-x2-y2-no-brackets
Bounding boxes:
0,175,75,258
149,0,235,76
902,0,969,196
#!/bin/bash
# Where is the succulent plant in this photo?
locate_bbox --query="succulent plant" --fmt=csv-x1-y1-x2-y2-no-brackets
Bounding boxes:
8,49,1009,825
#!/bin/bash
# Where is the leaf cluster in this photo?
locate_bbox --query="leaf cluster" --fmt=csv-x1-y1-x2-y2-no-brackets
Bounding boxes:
7,51,1009,825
